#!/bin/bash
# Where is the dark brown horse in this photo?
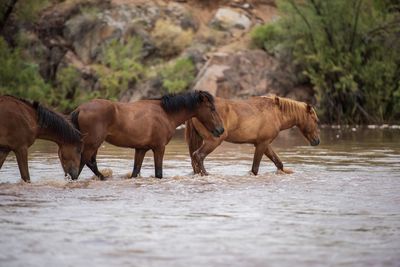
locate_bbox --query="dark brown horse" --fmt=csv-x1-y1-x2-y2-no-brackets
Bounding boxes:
186,95,320,175
70,90,224,179
0,95,82,182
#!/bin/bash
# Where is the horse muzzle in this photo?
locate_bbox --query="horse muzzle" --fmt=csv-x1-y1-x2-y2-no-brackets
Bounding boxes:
212,126,224,137
66,168,79,180
310,138,320,146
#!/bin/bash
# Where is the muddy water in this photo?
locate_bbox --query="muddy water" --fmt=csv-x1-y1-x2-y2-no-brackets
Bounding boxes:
0,128,399,267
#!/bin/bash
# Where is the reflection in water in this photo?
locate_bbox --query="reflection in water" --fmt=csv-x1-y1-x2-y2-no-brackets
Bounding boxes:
0,128,399,267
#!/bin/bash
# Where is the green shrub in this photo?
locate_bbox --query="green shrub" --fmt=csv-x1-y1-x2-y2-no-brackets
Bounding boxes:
250,23,283,52
161,58,195,93
0,37,52,103
54,66,98,112
95,36,146,99
251,0,400,124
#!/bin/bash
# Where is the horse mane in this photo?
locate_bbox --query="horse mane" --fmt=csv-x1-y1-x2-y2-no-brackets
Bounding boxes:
160,90,214,113
70,110,80,131
262,95,309,121
4,95,81,143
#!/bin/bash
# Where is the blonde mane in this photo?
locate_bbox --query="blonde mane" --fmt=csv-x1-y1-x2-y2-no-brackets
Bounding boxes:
260,95,310,122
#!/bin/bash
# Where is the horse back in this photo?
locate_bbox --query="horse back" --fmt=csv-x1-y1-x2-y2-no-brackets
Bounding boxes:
0,96,38,149
213,97,280,143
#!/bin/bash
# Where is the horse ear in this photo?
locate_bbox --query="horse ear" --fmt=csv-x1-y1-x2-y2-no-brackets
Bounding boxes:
274,96,280,106
306,103,312,113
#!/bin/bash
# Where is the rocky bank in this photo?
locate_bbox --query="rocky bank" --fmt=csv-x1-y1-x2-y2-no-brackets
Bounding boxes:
17,0,314,103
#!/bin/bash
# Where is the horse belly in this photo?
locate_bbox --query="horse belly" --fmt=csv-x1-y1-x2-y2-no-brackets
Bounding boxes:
105,130,149,149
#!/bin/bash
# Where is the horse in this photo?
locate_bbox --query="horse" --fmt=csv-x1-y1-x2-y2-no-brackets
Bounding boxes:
70,90,224,179
185,95,320,176
0,95,82,182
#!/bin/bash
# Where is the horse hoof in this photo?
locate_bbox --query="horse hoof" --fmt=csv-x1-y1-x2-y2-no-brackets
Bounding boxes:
276,168,294,175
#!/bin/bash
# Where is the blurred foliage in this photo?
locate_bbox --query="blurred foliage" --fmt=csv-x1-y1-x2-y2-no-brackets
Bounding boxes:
55,66,98,112
151,19,194,57
94,36,146,99
0,0,51,26
251,0,400,124
0,1,200,112
161,58,195,93
0,37,53,103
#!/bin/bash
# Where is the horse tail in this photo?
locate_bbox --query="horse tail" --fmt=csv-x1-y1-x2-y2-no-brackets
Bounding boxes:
185,119,203,159
70,109,80,131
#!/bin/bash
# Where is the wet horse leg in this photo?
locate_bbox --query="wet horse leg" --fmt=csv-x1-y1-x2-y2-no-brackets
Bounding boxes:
0,148,10,169
190,156,201,174
192,138,222,176
153,147,165,178
131,149,147,178
81,146,105,180
14,147,30,182
251,142,268,175
264,145,293,174
86,151,106,180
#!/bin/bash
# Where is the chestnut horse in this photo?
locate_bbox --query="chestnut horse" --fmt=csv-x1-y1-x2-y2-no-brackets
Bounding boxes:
70,90,224,179
0,95,82,182
186,95,320,175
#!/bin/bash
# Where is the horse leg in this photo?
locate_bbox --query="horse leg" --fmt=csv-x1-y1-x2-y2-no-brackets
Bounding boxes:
191,158,201,174
131,149,147,178
264,145,293,174
251,142,268,175
193,138,222,176
15,147,30,183
0,148,10,169
86,151,106,180
153,147,165,178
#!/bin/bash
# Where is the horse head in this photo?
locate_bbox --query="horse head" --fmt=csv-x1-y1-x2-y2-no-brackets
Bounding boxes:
193,91,224,137
58,140,82,180
298,103,320,146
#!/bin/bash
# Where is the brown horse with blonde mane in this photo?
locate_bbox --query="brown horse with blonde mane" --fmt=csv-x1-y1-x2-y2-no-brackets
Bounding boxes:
70,90,224,179
186,95,320,175
0,95,82,182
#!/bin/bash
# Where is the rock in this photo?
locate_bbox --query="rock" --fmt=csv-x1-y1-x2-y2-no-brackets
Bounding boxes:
121,77,164,102
166,2,198,31
64,13,122,64
210,8,252,31
192,50,315,103
182,43,211,71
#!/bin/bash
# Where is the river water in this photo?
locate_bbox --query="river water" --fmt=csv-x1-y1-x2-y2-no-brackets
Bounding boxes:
0,128,399,267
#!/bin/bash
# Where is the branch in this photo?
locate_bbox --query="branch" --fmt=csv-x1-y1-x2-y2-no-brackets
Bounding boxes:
288,0,317,53
349,0,363,52
309,0,335,47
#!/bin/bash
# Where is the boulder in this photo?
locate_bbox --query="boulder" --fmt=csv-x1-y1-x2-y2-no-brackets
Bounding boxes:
64,13,122,64
210,8,252,31
193,50,314,103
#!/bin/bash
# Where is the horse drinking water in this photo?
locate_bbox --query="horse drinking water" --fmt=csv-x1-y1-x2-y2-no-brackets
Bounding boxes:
0,95,82,182
186,95,320,175
71,90,224,179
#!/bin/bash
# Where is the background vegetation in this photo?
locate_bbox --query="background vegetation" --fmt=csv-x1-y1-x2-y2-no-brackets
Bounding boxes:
0,0,196,112
252,0,400,124
1,0,400,124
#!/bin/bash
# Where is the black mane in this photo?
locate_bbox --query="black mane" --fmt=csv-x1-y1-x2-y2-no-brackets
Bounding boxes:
5,95,81,144
160,90,214,113
34,102,81,144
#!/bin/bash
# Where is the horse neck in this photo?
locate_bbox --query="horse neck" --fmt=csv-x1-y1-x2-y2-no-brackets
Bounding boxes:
278,104,306,131
37,127,65,145
168,109,196,128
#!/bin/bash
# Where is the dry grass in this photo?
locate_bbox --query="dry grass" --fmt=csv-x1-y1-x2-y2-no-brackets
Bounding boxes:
151,19,194,57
